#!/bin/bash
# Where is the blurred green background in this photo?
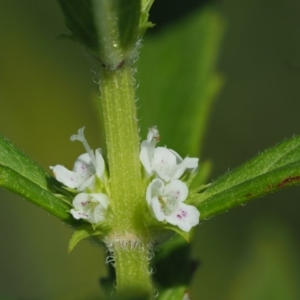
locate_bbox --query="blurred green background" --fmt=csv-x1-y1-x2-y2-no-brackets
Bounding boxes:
1,0,300,299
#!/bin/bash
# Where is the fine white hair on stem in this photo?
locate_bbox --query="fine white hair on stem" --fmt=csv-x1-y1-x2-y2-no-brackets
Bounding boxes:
105,255,115,266
134,115,142,122
92,74,99,85
105,241,115,267
147,242,155,261
104,232,147,251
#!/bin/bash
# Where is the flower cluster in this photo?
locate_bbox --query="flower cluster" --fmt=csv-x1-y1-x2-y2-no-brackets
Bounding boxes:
51,127,200,232
140,127,200,232
50,128,109,225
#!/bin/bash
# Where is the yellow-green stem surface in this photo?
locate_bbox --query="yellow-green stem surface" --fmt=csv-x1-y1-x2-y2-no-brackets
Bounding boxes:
100,65,152,299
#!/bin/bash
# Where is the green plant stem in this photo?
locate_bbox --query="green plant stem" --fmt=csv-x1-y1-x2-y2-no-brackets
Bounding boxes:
113,243,152,299
99,65,152,299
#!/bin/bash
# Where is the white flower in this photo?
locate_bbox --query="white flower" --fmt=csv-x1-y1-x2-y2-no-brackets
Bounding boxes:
50,128,105,191
146,178,200,232
140,127,198,181
70,192,109,224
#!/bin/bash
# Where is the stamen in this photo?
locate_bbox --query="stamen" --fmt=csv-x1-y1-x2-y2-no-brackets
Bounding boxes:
70,127,96,167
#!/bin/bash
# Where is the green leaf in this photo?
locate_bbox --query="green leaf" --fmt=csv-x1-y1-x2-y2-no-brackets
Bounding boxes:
164,225,190,242
139,0,155,36
92,0,140,66
0,135,74,223
115,0,141,50
0,136,49,189
157,287,189,300
138,7,224,157
57,0,99,54
57,0,153,67
195,136,300,219
68,223,105,252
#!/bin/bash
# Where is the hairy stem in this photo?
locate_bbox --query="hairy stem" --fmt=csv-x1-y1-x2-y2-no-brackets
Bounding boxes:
113,239,152,299
99,65,152,299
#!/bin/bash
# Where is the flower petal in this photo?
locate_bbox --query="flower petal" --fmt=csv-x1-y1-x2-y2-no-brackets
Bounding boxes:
50,165,83,189
70,208,90,220
91,193,109,209
73,153,95,179
169,149,183,164
164,179,189,203
151,196,165,221
71,193,109,224
71,193,92,220
72,193,91,210
152,147,177,181
166,203,200,232
146,178,164,205
77,175,95,192
140,140,154,175
93,203,107,223
95,149,105,178
173,157,199,179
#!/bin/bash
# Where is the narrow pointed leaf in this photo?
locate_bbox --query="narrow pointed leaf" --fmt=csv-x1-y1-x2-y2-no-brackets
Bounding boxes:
164,226,189,242
68,223,104,253
157,287,189,300
57,0,98,54
140,0,155,35
0,135,50,189
0,135,74,223
195,136,300,219
115,0,140,49
138,7,224,157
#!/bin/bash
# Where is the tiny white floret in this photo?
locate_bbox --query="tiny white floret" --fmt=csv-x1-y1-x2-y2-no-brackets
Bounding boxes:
146,178,200,232
70,192,109,224
50,128,105,191
140,128,198,181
